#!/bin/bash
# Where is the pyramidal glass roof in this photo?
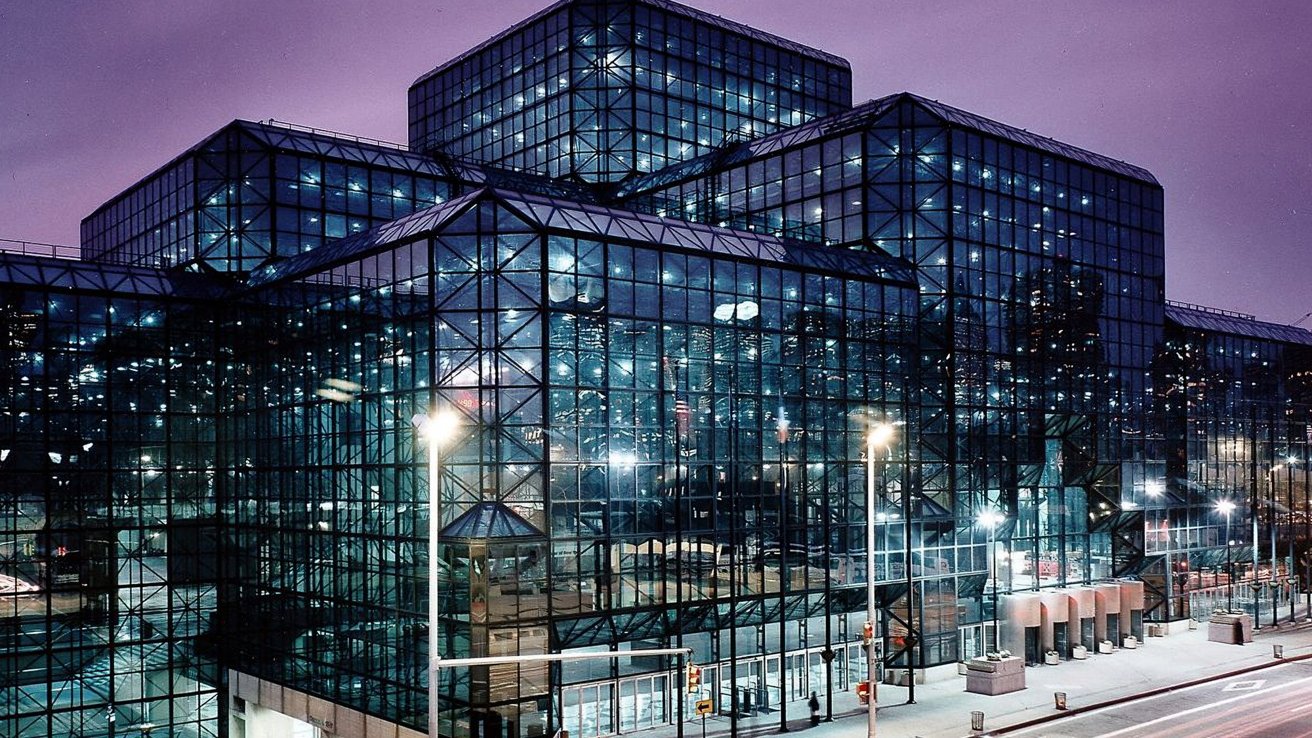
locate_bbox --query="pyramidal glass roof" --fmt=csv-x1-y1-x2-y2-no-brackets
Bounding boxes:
907,94,1158,184
87,119,483,222
618,92,1158,198
615,96,903,198
247,187,919,290
1166,303,1312,347
245,189,485,288
236,121,478,181
441,502,544,540
412,0,848,87
0,252,218,298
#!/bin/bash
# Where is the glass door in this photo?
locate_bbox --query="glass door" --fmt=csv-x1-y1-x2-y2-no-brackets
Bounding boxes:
619,675,668,732
807,650,824,701
562,684,616,738
959,624,983,660
765,655,782,710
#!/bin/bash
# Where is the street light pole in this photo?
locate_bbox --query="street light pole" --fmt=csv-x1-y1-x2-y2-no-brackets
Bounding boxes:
417,409,460,738
990,520,999,653
865,422,894,738
979,510,1003,654
1217,500,1235,613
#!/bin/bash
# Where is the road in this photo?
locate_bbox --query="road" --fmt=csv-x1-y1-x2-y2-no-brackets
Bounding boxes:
1004,661,1312,738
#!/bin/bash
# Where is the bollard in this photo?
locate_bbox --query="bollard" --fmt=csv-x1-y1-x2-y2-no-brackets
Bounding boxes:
1054,691,1068,710
971,710,985,731
1274,644,1284,659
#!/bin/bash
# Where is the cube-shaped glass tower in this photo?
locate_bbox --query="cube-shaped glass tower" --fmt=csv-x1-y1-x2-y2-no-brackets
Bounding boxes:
407,0,853,183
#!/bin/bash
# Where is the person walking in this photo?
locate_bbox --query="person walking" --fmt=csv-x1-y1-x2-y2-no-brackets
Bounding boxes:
808,691,821,727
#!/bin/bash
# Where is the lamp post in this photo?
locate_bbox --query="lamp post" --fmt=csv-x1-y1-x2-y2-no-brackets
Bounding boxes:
865,421,895,738
415,409,461,738
1217,500,1236,613
978,509,1006,654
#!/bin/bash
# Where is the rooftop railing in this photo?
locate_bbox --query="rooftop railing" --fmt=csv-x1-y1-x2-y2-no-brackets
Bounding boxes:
1166,300,1256,322
0,238,80,260
259,118,412,153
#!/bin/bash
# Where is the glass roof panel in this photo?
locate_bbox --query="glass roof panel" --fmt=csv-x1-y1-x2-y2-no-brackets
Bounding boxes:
1166,304,1312,347
619,91,1157,200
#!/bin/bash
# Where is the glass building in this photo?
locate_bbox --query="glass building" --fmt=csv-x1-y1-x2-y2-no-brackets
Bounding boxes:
82,121,464,273
2,1,1310,737
620,91,1167,663
0,254,222,737
221,188,916,738
1151,303,1312,624
408,0,852,182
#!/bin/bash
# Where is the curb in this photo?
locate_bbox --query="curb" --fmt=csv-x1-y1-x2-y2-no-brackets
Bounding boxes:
976,649,1312,736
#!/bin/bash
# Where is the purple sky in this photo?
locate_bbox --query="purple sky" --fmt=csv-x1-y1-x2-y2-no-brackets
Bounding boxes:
2,1,1309,323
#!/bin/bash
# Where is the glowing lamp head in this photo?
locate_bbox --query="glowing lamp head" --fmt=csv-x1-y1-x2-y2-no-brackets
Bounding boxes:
978,509,1005,528
1215,500,1236,516
868,422,895,450
413,410,461,445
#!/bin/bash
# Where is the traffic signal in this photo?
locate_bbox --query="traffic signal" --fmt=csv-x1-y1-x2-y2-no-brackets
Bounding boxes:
861,621,874,646
685,663,702,693
856,680,871,705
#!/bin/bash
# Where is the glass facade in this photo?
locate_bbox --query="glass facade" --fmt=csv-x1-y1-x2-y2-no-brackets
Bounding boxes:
1152,303,1312,622
408,0,852,182
220,189,916,736
0,254,220,737
81,121,461,273
2,3,1309,738
622,91,1167,662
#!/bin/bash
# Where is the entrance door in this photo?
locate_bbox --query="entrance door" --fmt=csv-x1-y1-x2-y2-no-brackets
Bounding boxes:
1024,627,1040,665
807,650,825,702
562,684,615,738
765,655,782,710
1053,622,1069,658
618,675,668,732
844,643,880,691
959,624,984,660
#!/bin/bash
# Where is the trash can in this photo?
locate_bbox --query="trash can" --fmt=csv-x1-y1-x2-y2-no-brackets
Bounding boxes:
1054,692,1068,710
971,711,985,731
1274,644,1284,659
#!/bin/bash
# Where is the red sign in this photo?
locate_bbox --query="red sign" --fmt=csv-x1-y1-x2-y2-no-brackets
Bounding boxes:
856,681,871,705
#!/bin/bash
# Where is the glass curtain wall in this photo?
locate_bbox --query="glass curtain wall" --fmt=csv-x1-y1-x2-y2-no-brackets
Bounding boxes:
81,122,459,273
0,256,220,738
1155,305,1312,622
407,0,852,182
219,190,915,736
620,92,1167,659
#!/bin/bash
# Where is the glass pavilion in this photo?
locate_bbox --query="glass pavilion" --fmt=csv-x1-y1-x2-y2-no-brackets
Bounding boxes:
2,2,1311,737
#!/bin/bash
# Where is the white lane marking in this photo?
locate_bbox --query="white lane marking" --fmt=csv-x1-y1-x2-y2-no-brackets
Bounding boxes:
1003,662,1304,737
1223,679,1267,691
1291,701,1312,713
1099,674,1312,737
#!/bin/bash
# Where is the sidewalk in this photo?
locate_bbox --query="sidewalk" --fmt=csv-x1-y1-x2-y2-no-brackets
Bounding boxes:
641,614,1312,738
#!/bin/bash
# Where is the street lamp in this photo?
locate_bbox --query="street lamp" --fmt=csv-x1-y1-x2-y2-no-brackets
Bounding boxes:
415,408,461,738
865,421,895,738
1216,500,1236,613
977,509,1006,654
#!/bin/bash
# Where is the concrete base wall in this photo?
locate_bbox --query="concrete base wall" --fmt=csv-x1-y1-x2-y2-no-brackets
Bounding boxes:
230,670,424,738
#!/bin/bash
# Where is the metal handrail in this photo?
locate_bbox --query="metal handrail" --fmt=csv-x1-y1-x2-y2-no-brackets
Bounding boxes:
0,238,80,260
1166,299,1256,321
259,118,411,152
